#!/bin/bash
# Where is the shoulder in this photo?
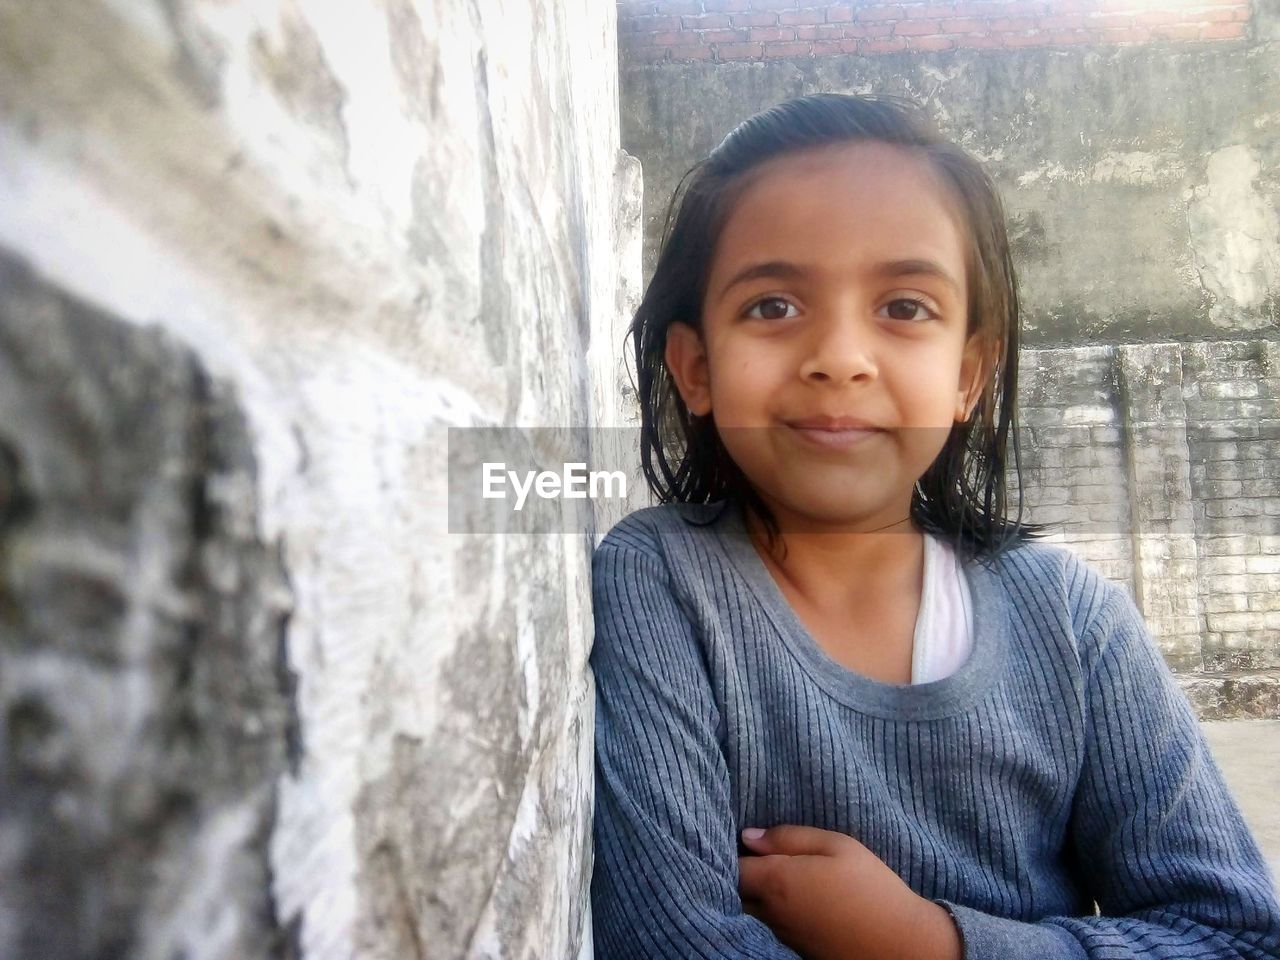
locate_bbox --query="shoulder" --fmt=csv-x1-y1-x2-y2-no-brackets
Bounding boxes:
983,539,1142,660
589,505,730,688
593,501,732,564
591,502,738,635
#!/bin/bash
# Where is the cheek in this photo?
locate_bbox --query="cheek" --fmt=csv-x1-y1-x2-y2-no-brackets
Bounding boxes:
709,347,781,407
890,380,963,434
904,346,965,401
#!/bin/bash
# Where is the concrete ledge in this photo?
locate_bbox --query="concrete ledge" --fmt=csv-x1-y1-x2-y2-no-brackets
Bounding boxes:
1179,673,1280,720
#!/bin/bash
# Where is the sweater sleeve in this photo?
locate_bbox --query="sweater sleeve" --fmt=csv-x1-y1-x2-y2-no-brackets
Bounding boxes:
936,580,1280,960
589,538,802,960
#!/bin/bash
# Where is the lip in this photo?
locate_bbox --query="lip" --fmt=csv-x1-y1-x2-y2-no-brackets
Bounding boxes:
786,415,879,431
783,416,883,450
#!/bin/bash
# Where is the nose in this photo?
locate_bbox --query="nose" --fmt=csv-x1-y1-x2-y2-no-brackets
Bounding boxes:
798,313,877,384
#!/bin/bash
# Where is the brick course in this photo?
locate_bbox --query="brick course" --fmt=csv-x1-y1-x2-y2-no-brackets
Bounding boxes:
1016,340,1280,717
619,0,1251,62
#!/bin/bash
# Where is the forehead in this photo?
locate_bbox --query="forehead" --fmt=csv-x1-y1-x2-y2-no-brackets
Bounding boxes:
711,141,968,280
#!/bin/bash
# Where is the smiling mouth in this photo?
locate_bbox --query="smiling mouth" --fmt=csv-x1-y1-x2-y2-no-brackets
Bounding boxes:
784,421,884,450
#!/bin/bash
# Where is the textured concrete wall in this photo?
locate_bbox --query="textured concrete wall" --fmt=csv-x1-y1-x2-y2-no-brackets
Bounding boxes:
619,1,1279,716
0,1,639,957
619,0,1252,62
0,255,297,959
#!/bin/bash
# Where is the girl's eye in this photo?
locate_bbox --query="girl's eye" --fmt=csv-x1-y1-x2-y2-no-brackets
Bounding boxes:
744,297,799,321
881,298,935,322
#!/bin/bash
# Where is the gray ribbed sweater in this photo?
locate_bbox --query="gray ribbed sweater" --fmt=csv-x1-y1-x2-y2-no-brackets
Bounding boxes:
589,500,1280,959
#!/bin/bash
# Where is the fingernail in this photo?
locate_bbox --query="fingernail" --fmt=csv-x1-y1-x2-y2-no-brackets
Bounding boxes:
742,827,765,841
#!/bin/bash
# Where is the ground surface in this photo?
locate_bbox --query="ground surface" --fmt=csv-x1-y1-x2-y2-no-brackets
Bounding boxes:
1202,720,1280,883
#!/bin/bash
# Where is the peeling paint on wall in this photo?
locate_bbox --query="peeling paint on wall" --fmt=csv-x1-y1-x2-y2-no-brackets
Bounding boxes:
1187,145,1280,328
1017,150,1186,187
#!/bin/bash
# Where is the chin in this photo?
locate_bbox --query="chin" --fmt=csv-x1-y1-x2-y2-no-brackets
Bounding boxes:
761,483,905,534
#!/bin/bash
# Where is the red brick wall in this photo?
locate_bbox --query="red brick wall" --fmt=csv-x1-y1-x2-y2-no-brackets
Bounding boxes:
618,0,1251,62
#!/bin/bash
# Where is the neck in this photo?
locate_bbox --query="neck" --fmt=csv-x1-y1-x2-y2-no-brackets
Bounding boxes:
742,502,924,612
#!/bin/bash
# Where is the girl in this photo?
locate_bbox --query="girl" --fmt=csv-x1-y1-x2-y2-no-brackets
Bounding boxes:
588,93,1280,960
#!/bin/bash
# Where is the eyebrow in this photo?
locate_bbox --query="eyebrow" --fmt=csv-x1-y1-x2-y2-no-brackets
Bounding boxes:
715,258,962,302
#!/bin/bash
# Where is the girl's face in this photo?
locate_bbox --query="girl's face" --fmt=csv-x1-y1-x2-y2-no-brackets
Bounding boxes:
666,140,987,535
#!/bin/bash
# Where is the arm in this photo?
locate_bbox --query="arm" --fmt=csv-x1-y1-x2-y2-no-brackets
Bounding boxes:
935,582,1280,960
590,538,803,959
736,822,963,960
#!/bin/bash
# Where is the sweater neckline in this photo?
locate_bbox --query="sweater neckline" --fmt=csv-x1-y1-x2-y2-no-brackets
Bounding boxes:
709,500,1007,721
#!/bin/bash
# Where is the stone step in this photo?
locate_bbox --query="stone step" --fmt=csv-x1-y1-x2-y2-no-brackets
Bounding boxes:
1178,672,1280,720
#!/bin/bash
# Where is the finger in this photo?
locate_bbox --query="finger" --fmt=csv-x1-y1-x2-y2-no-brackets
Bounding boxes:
742,823,851,857
737,853,769,899
738,851,794,902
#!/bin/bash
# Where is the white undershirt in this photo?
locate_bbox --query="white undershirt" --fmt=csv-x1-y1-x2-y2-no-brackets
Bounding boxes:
910,533,974,684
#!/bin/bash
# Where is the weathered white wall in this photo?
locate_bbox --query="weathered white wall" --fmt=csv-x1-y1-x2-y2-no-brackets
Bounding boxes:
0,0,639,956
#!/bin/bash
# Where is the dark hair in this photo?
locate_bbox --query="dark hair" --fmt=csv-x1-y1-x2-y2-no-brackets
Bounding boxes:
630,93,1038,561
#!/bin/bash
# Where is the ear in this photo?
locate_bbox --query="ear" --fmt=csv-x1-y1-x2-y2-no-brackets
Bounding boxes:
955,333,993,423
665,322,713,417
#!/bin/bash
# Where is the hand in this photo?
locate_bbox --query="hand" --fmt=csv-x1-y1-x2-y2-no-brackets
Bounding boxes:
737,824,962,960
